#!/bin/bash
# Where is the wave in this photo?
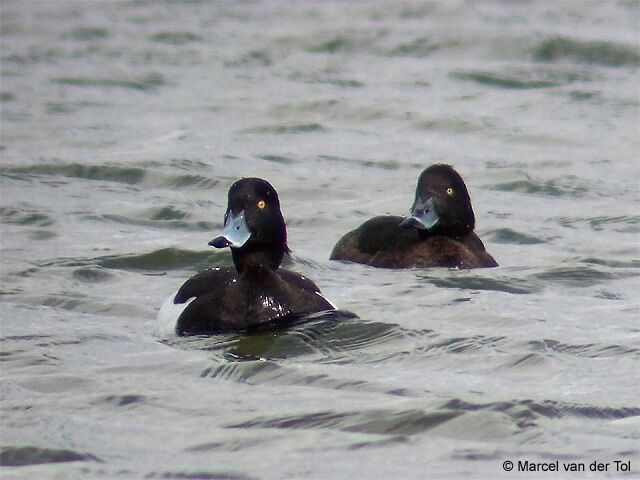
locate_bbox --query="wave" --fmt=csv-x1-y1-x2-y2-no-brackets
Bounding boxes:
487,176,589,198
149,32,202,45
240,123,325,134
423,274,540,295
451,70,562,90
0,446,100,467
92,248,226,272
225,408,462,436
317,155,412,170
557,215,639,234
0,206,55,227
1,162,221,190
93,212,216,232
527,339,640,359
222,397,640,438
62,26,109,41
485,228,547,245
51,73,165,91
443,398,640,425
535,36,639,67
531,265,634,288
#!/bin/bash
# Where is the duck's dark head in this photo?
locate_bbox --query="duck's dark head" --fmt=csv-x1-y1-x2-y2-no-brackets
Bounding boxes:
400,164,475,237
209,178,289,273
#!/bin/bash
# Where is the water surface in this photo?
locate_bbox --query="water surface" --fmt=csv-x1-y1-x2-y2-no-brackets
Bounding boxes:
1,2,639,479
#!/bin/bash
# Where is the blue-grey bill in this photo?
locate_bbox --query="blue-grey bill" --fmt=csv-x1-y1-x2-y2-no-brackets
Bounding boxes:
209,211,251,248
400,197,439,230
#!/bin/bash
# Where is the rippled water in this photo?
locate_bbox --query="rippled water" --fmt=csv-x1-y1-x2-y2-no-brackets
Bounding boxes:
1,2,639,479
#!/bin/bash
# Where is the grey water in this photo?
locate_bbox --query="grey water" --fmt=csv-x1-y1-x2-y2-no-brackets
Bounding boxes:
1,1,639,479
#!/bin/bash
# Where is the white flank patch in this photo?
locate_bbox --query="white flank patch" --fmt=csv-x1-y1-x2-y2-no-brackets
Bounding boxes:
156,291,195,338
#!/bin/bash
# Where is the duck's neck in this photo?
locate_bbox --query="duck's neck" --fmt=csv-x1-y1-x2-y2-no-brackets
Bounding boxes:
232,245,285,274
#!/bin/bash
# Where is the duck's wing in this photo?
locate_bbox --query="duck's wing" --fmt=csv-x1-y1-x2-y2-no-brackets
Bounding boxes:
460,232,498,268
174,267,237,303
277,268,337,310
157,267,238,336
330,216,420,261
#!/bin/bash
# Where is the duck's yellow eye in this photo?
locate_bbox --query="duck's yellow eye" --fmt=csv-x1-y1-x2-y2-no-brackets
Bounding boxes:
446,187,454,196
257,200,266,209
